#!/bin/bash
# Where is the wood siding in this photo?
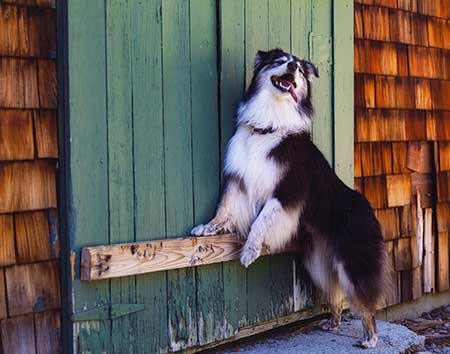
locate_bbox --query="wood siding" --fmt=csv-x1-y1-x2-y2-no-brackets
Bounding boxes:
59,0,352,353
355,0,450,305
0,1,60,354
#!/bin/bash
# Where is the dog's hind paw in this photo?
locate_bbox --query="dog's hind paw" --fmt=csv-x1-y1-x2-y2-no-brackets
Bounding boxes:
355,336,378,349
319,319,340,332
191,223,221,236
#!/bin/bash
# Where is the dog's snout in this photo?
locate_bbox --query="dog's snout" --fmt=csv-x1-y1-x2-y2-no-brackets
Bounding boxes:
287,61,297,72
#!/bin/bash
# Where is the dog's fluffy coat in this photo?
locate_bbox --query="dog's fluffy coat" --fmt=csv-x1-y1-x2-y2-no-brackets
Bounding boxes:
191,49,387,349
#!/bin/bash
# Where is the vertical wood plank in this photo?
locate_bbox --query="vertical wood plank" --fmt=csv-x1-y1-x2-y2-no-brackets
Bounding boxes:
220,0,248,335
311,0,333,163
333,0,354,186
105,1,137,353
190,0,224,345
162,0,196,350
245,0,272,325
130,0,168,352
268,0,294,319
67,1,112,351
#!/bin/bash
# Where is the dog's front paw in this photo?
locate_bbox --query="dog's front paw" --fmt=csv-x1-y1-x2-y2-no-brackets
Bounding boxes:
191,223,221,236
240,243,261,268
355,336,378,349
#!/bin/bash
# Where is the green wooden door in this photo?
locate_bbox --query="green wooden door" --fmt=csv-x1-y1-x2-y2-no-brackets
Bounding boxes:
58,0,353,353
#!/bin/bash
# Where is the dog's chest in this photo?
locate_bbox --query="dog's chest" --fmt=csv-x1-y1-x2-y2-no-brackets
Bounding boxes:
225,128,284,203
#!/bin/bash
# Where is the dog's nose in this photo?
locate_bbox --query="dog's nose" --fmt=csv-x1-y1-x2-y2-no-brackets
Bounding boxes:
287,61,297,72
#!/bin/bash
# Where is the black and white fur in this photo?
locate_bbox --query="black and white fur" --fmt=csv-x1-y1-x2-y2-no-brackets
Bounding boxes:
191,49,388,349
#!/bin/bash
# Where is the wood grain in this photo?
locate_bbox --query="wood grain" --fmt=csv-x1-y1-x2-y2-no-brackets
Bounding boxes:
35,310,61,354
0,109,34,161
1,314,36,354
0,214,16,266
81,234,294,281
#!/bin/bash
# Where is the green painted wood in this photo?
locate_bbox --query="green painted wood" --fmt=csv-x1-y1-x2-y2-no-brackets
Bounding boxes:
61,1,354,352
105,2,137,353
311,0,333,163
130,0,168,352
66,1,112,353
244,0,273,325
190,0,225,346
268,0,295,319
161,0,197,350
220,0,248,336
333,0,354,187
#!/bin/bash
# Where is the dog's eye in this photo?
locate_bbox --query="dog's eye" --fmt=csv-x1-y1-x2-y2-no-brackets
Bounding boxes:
273,59,287,65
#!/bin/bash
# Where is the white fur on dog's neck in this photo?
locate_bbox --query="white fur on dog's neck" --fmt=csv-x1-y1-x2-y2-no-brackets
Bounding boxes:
237,79,311,134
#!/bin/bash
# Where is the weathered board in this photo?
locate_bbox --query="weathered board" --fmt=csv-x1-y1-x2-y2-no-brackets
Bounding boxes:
58,0,353,353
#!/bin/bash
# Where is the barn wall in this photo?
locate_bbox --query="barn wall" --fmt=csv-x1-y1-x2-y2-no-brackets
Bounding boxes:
354,0,450,305
0,1,60,354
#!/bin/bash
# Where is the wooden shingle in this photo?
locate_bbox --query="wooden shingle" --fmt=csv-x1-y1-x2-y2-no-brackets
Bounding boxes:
431,81,450,110
0,4,20,56
381,142,393,174
437,202,450,233
355,75,365,107
35,310,61,354
5,260,60,316
363,175,387,209
355,4,364,39
439,142,450,171
438,231,450,291
395,237,412,271
376,76,415,109
375,208,400,240
392,141,409,174
405,110,427,140
414,78,432,110
0,269,7,319
354,143,362,178
411,173,433,208
0,160,57,213
37,60,57,109
360,41,398,75
1,314,36,354
397,0,417,12
16,210,57,263
396,43,409,76
417,0,450,19
28,7,56,58
400,204,415,236
401,269,413,302
386,174,412,207
34,110,58,158
408,46,433,78
407,141,433,173
0,58,39,108
362,5,390,41
428,17,450,50
437,171,450,202
364,75,376,107
385,240,401,306
426,111,450,141
373,0,397,8
0,109,34,161
0,214,16,266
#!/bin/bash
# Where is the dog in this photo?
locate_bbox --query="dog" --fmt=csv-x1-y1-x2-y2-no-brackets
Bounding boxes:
191,48,388,349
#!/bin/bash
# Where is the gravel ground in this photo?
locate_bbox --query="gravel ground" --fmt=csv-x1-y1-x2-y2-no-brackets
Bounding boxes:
393,305,450,354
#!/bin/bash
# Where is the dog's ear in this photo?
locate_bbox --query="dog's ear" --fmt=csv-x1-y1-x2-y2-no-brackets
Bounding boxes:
300,60,319,81
254,50,269,70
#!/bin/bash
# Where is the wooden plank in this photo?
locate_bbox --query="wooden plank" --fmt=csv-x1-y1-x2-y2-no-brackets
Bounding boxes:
245,0,272,325
437,171,450,202
375,76,415,109
15,210,57,263
437,232,450,292
363,175,387,209
385,241,400,306
1,314,36,354
392,142,409,174
0,109,34,161
35,310,61,354
374,208,400,240
363,5,390,41
220,0,248,335
66,1,111,351
5,260,60,316
0,160,57,213
105,2,136,353
0,214,16,266
439,142,450,171
386,174,412,207
423,208,435,293
189,0,223,345
431,80,450,110
428,16,450,50
0,3,20,56
129,0,168,352
414,78,432,110
400,270,413,302
333,0,353,186
34,110,58,158
81,233,288,280
161,0,196,349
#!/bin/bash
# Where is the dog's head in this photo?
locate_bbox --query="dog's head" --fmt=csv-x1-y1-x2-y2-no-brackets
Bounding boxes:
245,48,319,114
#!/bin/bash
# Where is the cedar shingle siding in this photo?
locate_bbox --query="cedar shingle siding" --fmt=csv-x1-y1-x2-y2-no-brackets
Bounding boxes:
355,0,450,303
0,1,60,354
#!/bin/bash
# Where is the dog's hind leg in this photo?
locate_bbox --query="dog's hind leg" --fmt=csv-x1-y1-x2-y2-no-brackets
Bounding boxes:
357,312,378,349
320,276,344,331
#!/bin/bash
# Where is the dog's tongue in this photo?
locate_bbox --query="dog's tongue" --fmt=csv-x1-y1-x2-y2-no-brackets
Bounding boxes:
288,85,299,103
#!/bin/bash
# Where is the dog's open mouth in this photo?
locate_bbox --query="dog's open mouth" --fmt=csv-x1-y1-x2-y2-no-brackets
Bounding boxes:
271,73,298,103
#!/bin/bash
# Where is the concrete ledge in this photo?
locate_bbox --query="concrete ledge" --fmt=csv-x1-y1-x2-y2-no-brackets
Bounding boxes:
218,320,425,354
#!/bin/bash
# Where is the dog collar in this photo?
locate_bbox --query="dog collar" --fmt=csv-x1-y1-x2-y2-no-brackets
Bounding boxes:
250,125,276,135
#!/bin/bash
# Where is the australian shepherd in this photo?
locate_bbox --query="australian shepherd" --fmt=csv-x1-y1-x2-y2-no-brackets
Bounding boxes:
191,48,388,349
